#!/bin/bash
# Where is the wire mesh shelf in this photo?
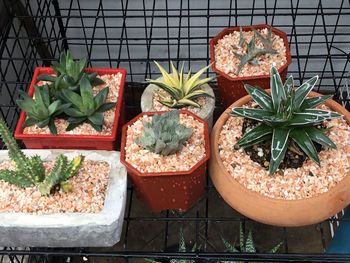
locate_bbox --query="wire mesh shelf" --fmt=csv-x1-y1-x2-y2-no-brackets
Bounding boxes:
0,0,350,262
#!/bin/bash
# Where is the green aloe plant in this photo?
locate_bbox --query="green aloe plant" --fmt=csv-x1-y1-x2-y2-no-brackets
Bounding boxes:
0,118,84,195
16,84,71,134
136,110,193,156
147,61,214,108
60,75,115,131
221,223,282,263
231,67,342,174
37,50,104,97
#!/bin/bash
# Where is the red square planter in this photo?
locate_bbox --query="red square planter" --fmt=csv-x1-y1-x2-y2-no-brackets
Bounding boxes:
15,67,127,150
210,24,292,108
120,110,210,212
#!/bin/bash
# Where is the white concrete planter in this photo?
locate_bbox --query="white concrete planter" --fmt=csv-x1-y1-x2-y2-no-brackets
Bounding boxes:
0,150,127,247
141,81,215,131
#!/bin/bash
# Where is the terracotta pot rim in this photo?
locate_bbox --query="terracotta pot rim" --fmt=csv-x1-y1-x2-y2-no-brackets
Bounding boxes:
14,67,127,141
209,24,292,82
120,109,211,178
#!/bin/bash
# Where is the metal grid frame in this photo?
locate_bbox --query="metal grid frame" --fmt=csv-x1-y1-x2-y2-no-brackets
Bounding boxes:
1,0,350,262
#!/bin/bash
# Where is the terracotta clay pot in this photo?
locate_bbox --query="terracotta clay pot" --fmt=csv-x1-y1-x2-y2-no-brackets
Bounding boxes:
120,110,210,212
210,24,292,108
209,91,350,227
15,67,127,150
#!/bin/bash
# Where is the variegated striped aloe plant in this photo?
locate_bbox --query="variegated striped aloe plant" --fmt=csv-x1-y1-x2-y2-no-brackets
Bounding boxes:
231,67,342,175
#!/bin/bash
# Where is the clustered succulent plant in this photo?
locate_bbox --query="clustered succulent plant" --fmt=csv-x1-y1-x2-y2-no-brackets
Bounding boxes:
0,118,84,195
17,50,113,134
37,50,104,97
60,76,116,131
136,110,193,156
231,67,341,174
221,223,282,263
232,27,278,75
147,61,214,108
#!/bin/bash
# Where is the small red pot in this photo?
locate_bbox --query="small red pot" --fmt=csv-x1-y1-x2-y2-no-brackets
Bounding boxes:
14,67,127,150
120,110,210,212
210,24,292,108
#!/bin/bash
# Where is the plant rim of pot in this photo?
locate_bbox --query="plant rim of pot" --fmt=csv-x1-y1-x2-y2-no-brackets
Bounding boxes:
209,91,350,227
209,24,292,82
15,67,127,140
120,109,210,177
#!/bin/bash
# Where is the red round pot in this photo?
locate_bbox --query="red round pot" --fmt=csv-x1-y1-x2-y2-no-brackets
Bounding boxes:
14,67,127,150
120,110,210,212
210,24,292,108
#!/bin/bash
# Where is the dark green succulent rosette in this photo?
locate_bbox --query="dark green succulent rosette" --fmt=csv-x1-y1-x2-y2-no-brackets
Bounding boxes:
231,67,342,174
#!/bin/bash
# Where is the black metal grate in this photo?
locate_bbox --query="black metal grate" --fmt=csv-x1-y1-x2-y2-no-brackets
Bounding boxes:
0,0,350,262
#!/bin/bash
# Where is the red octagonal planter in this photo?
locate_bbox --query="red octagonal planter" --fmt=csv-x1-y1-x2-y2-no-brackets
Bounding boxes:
120,110,210,212
15,67,127,150
210,24,292,108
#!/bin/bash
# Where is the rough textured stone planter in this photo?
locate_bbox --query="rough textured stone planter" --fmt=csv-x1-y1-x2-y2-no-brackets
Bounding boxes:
209,92,350,227
141,80,215,131
0,150,127,247
210,24,292,108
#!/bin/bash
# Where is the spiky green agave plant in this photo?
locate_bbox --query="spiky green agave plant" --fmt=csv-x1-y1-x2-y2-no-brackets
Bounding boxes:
231,67,342,175
146,61,214,108
0,118,84,195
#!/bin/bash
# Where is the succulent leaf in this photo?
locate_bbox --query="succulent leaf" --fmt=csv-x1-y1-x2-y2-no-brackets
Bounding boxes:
293,76,318,109
290,129,320,165
231,108,274,122
269,128,290,174
244,84,273,111
300,95,333,110
304,126,336,149
63,75,114,131
135,111,193,156
238,124,273,147
147,61,213,108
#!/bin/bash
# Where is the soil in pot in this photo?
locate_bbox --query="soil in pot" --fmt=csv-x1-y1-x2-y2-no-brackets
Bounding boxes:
218,103,350,200
210,25,291,107
0,158,110,213
214,27,287,79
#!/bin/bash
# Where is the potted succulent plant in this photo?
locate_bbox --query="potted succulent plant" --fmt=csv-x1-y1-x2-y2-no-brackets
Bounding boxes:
0,118,127,247
14,51,127,150
210,24,292,107
220,223,283,263
209,67,350,227
141,61,215,130
120,110,210,212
